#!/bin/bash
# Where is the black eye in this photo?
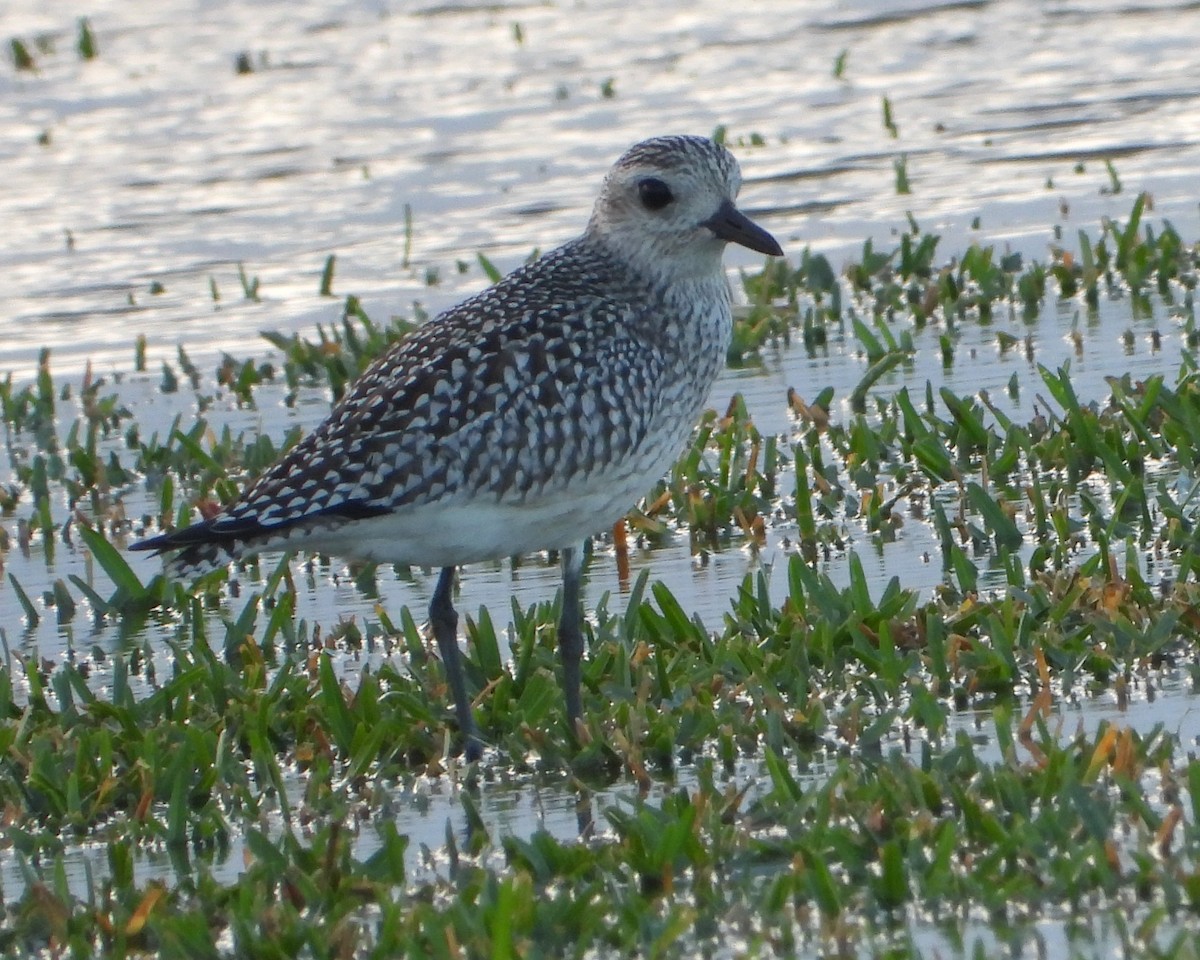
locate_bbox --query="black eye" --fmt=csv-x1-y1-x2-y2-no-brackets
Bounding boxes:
637,177,673,211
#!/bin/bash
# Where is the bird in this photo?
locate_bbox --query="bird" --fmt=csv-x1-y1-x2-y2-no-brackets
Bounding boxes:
131,134,784,761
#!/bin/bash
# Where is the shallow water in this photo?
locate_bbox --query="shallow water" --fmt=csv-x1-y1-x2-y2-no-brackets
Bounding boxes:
4,663,1195,958
3,0,1198,378
3,0,1200,950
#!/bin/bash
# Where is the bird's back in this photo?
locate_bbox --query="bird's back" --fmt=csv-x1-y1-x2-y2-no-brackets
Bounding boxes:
134,234,732,575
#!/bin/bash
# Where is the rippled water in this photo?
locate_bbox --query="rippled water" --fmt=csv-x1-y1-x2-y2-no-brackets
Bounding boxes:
4,0,1198,374
3,0,1200,952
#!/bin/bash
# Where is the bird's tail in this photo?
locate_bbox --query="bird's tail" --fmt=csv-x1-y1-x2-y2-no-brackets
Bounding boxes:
130,501,390,580
129,519,263,580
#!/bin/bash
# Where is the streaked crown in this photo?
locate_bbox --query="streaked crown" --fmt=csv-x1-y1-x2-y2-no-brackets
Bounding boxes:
585,135,744,277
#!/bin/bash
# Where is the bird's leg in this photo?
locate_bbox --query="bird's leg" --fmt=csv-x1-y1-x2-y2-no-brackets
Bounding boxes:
558,544,586,736
429,566,482,761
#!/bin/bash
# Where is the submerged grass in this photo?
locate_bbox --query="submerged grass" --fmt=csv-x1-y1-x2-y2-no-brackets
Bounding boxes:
7,694,1200,957
2,196,1200,955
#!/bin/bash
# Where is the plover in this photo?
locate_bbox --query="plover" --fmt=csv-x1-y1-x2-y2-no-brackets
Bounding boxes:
132,135,783,760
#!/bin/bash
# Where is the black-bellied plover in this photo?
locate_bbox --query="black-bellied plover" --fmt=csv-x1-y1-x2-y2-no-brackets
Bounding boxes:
132,135,783,760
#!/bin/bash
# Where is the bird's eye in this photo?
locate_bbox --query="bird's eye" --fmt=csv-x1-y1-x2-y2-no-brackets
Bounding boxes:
637,177,673,211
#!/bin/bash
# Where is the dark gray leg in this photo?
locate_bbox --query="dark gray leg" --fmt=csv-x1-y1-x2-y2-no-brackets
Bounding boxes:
430,566,482,761
558,545,585,734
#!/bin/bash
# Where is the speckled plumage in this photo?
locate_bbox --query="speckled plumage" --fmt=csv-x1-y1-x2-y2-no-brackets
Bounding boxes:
132,135,782,756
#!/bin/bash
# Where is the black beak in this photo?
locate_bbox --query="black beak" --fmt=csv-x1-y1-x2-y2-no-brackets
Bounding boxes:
703,199,784,257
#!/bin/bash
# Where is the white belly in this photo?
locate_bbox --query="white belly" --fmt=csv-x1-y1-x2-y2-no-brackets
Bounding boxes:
291,474,649,567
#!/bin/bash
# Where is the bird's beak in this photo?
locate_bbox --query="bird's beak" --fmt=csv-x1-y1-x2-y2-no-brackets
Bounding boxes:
703,200,784,257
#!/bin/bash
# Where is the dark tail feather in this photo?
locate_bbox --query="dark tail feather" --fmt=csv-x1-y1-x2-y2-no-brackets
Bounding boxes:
130,518,266,579
129,501,391,580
